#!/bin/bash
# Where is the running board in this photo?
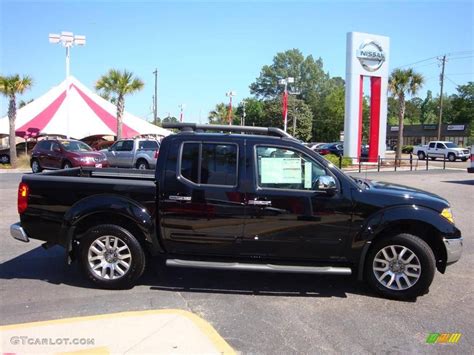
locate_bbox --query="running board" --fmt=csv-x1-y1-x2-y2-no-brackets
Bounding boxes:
166,259,352,275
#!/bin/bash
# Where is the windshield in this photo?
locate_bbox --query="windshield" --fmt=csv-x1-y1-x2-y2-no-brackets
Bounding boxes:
61,141,93,152
444,142,458,148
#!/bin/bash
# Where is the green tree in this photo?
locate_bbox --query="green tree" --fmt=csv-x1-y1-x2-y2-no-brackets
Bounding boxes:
449,82,473,124
95,69,144,140
388,68,424,161
249,49,328,101
235,98,266,126
420,90,437,124
208,103,238,125
313,85,345,142
263,97,313,141
0,74,33,168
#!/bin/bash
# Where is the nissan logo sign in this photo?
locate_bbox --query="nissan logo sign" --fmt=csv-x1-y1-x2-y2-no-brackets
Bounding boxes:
356,40,386,72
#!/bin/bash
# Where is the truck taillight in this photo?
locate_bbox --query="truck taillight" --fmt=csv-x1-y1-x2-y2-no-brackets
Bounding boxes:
154,150,159,159
18,182,29,214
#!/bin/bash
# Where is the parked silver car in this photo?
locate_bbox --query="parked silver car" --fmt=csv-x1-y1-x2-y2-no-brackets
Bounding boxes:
102,138,160,169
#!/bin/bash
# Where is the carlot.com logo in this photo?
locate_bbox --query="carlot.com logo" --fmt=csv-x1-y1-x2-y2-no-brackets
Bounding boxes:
426,333,462,344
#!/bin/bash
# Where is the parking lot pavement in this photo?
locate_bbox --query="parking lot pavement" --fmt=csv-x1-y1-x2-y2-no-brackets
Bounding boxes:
0,171,473,353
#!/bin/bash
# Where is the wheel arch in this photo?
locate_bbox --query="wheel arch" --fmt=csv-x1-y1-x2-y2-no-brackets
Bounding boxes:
356,206,457,280
61,194,162,261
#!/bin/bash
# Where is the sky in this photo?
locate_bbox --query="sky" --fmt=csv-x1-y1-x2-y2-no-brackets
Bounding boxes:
1,0,473,124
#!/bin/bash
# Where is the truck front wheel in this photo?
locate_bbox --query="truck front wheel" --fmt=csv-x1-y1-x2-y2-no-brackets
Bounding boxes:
417,152,426,160
80,224,146,289
448,153,456,162
365,233,435,300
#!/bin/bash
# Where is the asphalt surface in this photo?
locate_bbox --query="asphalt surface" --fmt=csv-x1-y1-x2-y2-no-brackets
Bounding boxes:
0,170,473,353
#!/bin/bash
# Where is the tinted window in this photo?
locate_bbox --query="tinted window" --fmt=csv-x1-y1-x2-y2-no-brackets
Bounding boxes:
436,143,445,149
180,142,238,186
444,142,458,148
36,141,51,150
201,144,237,186
60,141,92,151
120,141,134,151
256,146,326,191
51,142,60,151
180,143,200,183
429,143,436,148
139,141,159,150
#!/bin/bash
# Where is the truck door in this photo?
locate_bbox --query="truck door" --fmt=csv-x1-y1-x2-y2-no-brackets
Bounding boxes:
159,138,246,257
116,140,134,167
241,143,353,261
106,141,121,166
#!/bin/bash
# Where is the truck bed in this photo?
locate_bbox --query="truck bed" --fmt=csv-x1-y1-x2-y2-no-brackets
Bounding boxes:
20,167,156,245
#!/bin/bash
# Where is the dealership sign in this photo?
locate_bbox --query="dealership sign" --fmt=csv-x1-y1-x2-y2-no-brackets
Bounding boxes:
356,40,386,72
447,124,465,131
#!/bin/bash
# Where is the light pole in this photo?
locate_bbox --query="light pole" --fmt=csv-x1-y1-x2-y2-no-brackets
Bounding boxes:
49,31,86,78
226,91,236,125
279,77,294,132
178,104,185,122
241,99,246,126
153,69,158,125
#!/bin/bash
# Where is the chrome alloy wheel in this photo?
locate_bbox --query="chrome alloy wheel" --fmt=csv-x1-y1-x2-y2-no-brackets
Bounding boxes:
87,235,132,280
372,245,421,290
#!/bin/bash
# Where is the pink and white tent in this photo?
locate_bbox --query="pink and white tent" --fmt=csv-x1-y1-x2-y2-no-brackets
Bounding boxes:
0,76,171,139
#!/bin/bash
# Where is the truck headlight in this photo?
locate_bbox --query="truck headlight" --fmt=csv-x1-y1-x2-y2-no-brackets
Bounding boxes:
441,208,454,224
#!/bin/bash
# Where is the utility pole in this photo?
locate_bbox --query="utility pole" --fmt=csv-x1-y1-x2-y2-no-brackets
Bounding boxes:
437,55,446,140
242,100,246,126
226,91,236,125
153,69,158,125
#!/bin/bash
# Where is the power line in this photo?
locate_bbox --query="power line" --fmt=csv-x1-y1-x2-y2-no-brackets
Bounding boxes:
447,55,474,61
445,76,460,86
394,51,473,69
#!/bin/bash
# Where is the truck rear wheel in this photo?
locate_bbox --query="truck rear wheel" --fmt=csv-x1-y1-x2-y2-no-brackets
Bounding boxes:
80,224,146,289
365,233,435,300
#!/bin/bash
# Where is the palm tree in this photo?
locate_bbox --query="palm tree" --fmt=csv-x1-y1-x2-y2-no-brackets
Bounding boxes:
209,103,238,125
0,74,33,168
389,68,424,162
95,69,144,140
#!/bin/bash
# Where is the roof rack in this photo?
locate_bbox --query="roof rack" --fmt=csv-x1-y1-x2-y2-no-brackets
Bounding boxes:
161,123,294,139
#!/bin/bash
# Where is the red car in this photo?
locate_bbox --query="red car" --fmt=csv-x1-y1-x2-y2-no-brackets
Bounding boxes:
30,139,109,173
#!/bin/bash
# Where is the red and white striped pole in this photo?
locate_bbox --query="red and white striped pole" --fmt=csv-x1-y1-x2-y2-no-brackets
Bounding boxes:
226,91,236,125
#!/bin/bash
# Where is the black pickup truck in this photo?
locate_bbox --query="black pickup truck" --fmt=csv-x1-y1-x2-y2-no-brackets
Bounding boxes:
11,124,463,299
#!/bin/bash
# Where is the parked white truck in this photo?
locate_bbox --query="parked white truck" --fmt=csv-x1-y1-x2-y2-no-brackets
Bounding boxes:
413,141,470,162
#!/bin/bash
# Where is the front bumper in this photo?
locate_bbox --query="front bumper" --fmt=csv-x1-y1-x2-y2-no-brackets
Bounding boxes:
444,237,463,264
10,223,30,243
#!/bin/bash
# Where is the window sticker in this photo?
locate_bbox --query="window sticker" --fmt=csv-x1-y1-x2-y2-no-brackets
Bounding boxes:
261,158,302,184
304,161,312,189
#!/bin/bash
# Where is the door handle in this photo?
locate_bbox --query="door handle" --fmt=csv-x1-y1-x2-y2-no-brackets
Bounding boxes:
248,200,272,206
169,195,192,201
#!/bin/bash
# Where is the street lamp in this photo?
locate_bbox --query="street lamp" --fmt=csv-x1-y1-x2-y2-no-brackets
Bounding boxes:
226,91,236,125
279,77,294,132
49,31,86,78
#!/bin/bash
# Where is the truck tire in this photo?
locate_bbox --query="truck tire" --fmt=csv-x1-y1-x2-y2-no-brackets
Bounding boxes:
136,159,149,170
417,152,425,160
31,159,42,173
448,153,456,162
63,161,72,169
365,233,435,300
80,224,146,289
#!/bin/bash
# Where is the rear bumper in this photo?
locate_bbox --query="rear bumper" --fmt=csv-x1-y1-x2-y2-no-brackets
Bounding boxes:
444,237,463,265
10,223,30,243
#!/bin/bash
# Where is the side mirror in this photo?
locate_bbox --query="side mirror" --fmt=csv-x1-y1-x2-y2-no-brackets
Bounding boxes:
316,175,337,192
